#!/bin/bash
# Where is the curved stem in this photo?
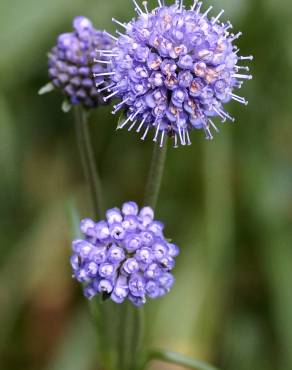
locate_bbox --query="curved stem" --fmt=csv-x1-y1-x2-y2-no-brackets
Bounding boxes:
74,106,104,219
144,140,168,209
146,349,220,370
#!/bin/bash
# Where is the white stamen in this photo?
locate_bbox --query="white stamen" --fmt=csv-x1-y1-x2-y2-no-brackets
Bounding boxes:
112,98,130,114
235,65,250,72
132,0,143,14
136,116,147,132
182,129,186,145
97,83,115,93
191,0,198,11
232,73,253,80
112,18,127,29
202,6,213,18
142,1,149,13
115,97,129,109
96,50,119,58
94,72,115,77
116,30,130,39
219,108,235,122
141,125,150,140
173,133,178,148
178,127,185,145
157,0,163,6
104,90,119,102
239,55,254,61
224,21,233,31
231,93,246,101
213,107,227,122
94,59,112,64
118,115,133,129
205,126,213,140
103,31,117,41
131,107,143,120
230,32,242,41
212,9,224,24
179,0,184,12
195,1,202,14
235,81,243,88
96,49,113,54
186,130,192,145
95,81,104,87
159,130,165,147
111,107,120,114
153,123,161,142
231,93,248,105
232,97,248,105
104,54,119,58
128,120,137,131
208,119,220,133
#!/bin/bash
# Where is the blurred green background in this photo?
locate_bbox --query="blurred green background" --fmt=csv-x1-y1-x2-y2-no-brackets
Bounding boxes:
0,0,291,369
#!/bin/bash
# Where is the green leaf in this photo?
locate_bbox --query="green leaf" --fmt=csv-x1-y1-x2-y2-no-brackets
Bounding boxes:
147,349,220,370
62,100,72,113
38,82,54,95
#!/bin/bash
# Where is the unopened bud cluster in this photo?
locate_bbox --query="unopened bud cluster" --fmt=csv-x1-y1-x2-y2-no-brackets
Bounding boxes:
70,202,179,306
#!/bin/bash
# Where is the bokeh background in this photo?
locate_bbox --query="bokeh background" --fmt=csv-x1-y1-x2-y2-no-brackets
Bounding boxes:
1,0,292,369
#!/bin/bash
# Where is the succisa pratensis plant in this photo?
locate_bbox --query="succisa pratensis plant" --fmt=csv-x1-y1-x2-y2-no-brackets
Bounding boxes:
40,1,252,369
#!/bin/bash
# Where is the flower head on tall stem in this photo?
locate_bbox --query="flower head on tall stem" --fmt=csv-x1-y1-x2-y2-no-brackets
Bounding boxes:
42,16,114,110
98,0,253,147
70,201,179,306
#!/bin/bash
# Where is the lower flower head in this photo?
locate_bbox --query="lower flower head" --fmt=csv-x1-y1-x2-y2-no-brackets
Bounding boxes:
48,16,113,109
70,202,179,306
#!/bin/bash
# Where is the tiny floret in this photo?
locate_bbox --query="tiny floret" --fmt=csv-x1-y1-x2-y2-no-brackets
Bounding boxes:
70,202,179,306
47,16,113,109
100,0,253,146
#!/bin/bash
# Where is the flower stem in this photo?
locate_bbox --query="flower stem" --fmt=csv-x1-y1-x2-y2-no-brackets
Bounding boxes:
74,106,104,218
116,303,145,370
130,306,145,370
146,349,220,370
144,140,168,209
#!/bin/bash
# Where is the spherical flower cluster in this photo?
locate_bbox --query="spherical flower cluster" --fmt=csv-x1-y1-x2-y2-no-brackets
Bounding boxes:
70,202,179,306
48,16,113,108
98,0,252,146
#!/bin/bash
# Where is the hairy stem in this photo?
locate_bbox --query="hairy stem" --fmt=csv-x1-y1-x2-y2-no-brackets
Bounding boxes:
74,106,104,218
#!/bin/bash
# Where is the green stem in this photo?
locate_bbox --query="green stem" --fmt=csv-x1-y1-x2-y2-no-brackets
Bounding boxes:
74,106,104,219
130,306,145,370
118,304,128,370
144,140,168,209
139,142,168,369
146,349,220,370
117,304,145,370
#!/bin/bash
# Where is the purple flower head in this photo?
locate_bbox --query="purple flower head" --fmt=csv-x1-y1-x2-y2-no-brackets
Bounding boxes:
70,201,179,306
99,0,252,146
47,16,114,109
